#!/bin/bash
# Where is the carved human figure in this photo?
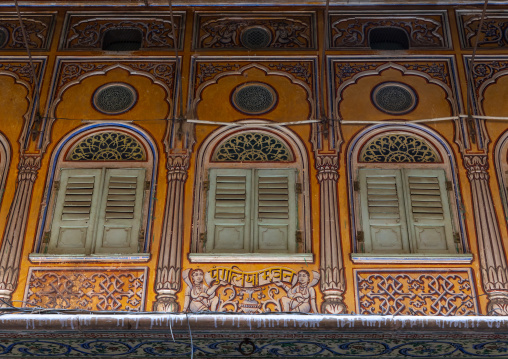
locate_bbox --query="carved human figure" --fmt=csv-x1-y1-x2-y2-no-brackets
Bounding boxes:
182,268,226,312
275,270,320,313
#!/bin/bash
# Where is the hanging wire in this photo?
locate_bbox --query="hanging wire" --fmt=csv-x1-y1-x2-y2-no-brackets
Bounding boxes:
466,0,489,144
14,0,43,145
319,0,331,138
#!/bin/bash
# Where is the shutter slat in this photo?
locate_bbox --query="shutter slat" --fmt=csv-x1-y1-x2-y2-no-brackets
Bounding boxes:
367,175,400,220
410,194,442,201
410,189,441,195
258,175,289,220
61,176,95,222
215,175,246,219
108,188,136,195
408,174,445,222
105,175,138,220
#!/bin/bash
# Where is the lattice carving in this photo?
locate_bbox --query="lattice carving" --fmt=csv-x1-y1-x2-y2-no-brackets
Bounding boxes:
68,132,145,161
355,270,478,316
212,132,293,162
0,14,54,50
24,268,147,311
360,134,440,163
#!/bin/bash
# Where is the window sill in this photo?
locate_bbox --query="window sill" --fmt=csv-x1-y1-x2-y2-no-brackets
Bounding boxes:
350,253,473,264
28,253,151,263
189,253,314,263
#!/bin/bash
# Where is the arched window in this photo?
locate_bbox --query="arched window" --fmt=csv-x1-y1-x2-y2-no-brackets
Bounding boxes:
349,128,464,256
190,124,312,263
494,131,508,231
38,128,155,257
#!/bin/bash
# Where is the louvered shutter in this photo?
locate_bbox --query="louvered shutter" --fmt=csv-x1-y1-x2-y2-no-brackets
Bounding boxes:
206,169,251,252
359,169,410,253
94,168,145,254
48,169,102,254
403,169,455,253
254,169,297,253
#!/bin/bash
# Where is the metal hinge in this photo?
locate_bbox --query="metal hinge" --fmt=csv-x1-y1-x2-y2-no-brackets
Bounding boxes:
138,230,145,250
357,231,364,243
42,231,51,244
453,233,460,243
446,181,453,191
296,183,302,194
354,181,360,191
203,181,209,192
144,181,151,190
200,232,207,244
53,181,60,190
296,230,303,243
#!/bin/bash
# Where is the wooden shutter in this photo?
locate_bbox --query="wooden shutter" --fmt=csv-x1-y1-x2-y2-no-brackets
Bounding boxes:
358,169,410,253
48,169,102,254
94,168,146,254
206,169,251,252
403,169,455,253
254,169,297,253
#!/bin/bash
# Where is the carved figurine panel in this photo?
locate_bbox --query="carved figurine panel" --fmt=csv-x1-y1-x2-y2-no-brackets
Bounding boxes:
329,10,451,50
0,13,55,50
193,12,316,50
456,10,508,49
23,267,148,311
354,269,478,316
181,266,320,313
60,12,185,50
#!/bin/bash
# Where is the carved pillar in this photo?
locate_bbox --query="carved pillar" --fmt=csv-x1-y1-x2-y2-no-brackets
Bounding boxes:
153,154,189,312
315,154,347,314
464,154,508,314
0,154,41,305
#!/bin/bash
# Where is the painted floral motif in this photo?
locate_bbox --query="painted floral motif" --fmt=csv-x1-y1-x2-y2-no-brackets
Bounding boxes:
68,132,146,161
360,134,441,163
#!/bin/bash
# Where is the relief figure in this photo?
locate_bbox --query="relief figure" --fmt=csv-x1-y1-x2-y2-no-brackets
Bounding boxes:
275,270,320,313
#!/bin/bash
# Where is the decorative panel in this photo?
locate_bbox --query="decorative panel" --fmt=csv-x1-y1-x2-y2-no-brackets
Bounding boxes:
60,12,185,50
193,12,316,50
354,269,478,316
360,134,441,163
0,13,55,50
23,267,148,311
329,11,450,50
68,132,146,161
456,10,508,49
182,266,320,313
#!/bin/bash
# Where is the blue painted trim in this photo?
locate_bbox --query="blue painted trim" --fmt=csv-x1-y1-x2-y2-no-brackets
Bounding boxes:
347,123,467,253
36,123,157,254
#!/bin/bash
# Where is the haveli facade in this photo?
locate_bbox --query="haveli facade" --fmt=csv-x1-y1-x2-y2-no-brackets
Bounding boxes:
1,2,508,357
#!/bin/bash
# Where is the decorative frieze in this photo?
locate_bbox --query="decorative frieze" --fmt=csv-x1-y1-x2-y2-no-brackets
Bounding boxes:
355,269,478,316
60,12,185,50
193,12,316,50
24,267,147,311
0,13,55,50
315,153,346,314
329,11,450,50
457,10,508,49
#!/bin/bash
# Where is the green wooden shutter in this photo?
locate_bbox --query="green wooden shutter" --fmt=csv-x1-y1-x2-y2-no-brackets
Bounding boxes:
206,168,251,252
358,169,410,253
94,168,146,254
403,169,455,254
254,169,297,253
48,168,103,255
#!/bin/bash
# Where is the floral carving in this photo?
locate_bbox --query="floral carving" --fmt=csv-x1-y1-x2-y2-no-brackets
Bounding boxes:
458,12,508,48
331,15,447,49
62,14,183,50
195,14,314,49
0,15,53,50
0,62,43,86
68,132,146,161
356,270,478,316
267,62,312,85
213,132,292,162
24,268,147,311
360,134,441,163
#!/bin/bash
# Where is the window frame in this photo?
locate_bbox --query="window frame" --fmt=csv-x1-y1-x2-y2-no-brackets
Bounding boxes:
190,123,313,263
348,126,470,263
33,127,156,261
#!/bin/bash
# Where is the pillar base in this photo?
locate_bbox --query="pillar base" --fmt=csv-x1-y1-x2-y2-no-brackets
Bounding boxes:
488,292,508,315
321,292,347,314
153,290,179,312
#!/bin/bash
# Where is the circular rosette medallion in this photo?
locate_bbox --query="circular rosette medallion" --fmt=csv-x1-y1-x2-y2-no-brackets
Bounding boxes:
231,82,278,115
371,82,418,115
241,26,272,49
93,83,138,115
0,26,8,48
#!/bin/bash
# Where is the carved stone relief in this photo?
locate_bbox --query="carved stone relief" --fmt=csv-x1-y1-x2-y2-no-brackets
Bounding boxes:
0,14,54,50
330,11,450,49
457,10,508,49
60,12,185,50
24,267,147,311
193,12,316,50
355,269,478,316
181,266,320,313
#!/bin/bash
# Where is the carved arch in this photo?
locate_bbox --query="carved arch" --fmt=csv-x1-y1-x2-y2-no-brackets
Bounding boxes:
191,120,311,253
347,124,466,253
35,122,158,254
493,130,508,232
0,132,11,205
